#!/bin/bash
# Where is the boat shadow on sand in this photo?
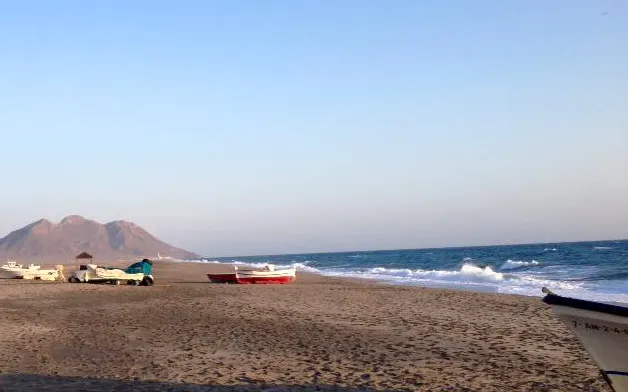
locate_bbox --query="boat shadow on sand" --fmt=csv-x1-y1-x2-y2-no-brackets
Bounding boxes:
0,373,416,392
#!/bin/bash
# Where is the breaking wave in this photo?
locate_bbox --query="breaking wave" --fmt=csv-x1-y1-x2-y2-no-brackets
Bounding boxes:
501,260,540,270
363,263,505,282
180,258,320,273
318,263,581,295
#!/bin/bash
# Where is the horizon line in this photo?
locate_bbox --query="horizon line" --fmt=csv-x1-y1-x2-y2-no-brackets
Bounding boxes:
200,237,628,260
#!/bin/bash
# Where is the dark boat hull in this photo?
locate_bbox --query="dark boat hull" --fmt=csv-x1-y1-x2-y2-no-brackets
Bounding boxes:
206,273,237,284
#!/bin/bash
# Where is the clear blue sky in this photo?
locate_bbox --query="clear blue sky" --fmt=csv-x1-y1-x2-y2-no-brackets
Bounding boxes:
1,0,626,257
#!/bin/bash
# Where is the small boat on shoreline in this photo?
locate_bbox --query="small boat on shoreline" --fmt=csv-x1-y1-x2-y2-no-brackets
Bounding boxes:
542,287,628,392
207,264,296,284
206,272,237,283
1,260,24,276
1,261,60,281
235,265,296,284
206,265,263,284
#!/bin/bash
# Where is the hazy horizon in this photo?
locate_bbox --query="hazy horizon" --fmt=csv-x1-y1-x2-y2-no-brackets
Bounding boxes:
200,237,628,259
1,1,627,257
0,214,626,258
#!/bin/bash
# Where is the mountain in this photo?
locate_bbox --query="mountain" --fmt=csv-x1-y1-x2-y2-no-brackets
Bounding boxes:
0,215,199,262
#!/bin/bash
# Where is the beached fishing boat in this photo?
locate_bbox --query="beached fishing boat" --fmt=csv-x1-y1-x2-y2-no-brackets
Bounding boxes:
235,265,296,284
207,264,296,284
1,260,23,277
206,272,238,283
1,261,60,281
542,287,628,392
206,265,264,283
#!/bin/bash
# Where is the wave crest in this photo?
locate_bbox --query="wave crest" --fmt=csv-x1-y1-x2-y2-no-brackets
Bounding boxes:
501,260,540,270
179,258,320,272
366,263,503,283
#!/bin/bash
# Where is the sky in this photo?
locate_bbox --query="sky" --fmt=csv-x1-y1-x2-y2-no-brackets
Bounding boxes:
0,0,627,257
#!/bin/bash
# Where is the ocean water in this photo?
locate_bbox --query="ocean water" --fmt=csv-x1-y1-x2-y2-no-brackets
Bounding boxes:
188,240,628,303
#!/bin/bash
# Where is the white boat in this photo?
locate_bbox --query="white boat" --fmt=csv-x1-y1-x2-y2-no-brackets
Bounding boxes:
234,265,296,284
1,261,23,278
68,259,154,286
1,260,23,272
1,261,60,281
542,287,628,392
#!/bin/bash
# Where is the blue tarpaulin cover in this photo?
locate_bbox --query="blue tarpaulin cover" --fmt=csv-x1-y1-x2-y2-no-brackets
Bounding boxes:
124,259,153,275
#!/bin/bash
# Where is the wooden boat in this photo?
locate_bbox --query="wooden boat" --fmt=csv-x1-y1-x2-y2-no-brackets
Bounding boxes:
207,264,296,284
235,265,296,284
206,265,259,284
542,287,628,392
206,272,237,283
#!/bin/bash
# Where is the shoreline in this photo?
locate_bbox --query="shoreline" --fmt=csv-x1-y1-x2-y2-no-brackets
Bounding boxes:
3,258,608,303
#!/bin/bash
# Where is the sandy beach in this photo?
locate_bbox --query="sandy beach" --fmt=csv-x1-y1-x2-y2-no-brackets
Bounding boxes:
0,261,611,391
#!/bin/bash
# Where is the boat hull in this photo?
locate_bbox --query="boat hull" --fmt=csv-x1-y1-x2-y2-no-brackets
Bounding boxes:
14,270,60,281
207,267,297,284
0,269,22,279
234,268,296,284
543,290,628,392
206,273,237,284
235,275,295,284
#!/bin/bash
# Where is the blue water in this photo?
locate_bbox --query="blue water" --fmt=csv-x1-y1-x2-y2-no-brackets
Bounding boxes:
191,239,628,303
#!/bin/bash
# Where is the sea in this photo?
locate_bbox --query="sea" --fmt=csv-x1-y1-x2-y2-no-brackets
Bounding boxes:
187,239,628,303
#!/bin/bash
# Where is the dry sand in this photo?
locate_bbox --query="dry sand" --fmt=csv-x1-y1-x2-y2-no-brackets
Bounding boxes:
0,261,612,391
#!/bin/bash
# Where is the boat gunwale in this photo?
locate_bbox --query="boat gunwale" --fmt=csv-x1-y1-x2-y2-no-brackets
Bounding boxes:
235,270,296,277
543,292,628,319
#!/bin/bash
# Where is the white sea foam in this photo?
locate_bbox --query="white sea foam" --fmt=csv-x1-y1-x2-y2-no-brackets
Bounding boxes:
312,263,610,299
542,248,557,252
290,262,320,273
594,246,613,250
178,258,320,272
323,263,505,285
501,260,540,270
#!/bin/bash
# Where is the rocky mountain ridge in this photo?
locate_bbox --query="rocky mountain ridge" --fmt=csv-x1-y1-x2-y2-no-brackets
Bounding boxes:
0,215,198,262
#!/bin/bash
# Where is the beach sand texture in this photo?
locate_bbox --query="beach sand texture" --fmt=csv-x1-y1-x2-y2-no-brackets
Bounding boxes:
0,261,612,391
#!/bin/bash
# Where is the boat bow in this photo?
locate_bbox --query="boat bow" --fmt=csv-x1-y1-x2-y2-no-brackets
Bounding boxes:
542,287,628,392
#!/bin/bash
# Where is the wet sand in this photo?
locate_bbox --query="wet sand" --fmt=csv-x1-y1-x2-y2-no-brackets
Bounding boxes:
0,261,611,391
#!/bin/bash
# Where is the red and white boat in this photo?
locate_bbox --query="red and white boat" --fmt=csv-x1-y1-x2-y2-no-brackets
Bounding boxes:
207,264,296,284
235,265,296,284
